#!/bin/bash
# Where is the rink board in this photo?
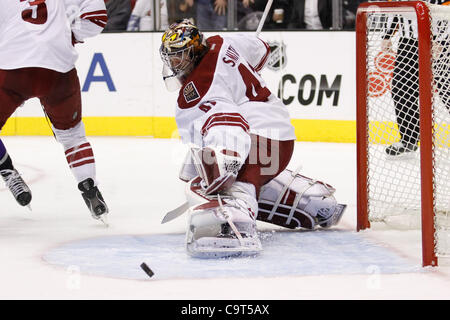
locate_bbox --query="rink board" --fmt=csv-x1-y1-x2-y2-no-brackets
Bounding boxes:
1,31,358,143
43,230,421,281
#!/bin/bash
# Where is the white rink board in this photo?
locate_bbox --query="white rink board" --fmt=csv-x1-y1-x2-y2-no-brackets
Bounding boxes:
13,31,358,121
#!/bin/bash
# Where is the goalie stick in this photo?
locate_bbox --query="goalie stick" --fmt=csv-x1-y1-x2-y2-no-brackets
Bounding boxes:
256,0,273,36
161,201,190,224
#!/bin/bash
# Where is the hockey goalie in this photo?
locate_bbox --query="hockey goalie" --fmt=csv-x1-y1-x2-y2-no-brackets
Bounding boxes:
160,19,346,258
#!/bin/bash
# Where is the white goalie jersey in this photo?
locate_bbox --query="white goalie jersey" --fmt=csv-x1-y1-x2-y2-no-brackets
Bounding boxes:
0,0,107,73
175,34,296,158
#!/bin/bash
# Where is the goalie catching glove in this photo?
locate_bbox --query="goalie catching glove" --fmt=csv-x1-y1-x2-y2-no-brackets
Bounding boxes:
189,146,244,195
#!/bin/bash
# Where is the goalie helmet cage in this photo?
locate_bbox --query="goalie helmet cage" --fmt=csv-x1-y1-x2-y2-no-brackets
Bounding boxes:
356,1,450,267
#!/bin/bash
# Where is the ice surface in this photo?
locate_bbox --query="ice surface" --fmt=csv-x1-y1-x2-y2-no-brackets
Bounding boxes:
43,231,421,281
0,137,449,299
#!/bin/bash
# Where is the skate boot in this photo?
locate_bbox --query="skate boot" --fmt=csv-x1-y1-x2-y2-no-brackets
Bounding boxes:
78,178,108,222
385,141,418,156
0,169,32,208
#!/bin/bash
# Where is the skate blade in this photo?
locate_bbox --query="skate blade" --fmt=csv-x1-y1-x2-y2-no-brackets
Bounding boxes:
187,237,262,259
385,151,418,161
97,214,109,227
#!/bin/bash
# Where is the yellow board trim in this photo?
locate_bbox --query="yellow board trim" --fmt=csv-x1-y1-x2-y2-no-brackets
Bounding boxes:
291,119,356,143
1,117,357,142
1,116,179,138
368,121,450,147
2,117,448,146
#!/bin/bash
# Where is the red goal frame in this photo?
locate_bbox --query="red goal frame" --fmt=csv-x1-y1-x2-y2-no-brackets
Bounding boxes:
355,1,437,267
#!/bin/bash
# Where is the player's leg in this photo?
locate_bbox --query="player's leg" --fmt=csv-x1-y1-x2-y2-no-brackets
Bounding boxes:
236,135,295,196
386,38,420,156
0,139,32,207
0,69,32,207
39,68,108,220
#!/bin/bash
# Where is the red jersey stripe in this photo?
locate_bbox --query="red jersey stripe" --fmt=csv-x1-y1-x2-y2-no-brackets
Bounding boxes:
88,19,107,28
65,143,91,155
66,149,94,164
86,16,108,22
201,113,250,136
80,10,108,19
202,113,249,130
254,39,270,72
202,122,250,136
69,159,95,169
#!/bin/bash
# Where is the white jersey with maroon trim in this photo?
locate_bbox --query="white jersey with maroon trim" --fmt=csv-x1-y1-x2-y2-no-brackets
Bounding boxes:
0,0,107,73
175,34,296,155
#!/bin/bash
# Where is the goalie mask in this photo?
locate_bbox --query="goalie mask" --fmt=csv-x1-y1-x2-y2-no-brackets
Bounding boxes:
159,19,207,77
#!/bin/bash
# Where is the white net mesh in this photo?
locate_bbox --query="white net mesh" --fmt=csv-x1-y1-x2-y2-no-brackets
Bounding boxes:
364,3,450,257
430,5,450,256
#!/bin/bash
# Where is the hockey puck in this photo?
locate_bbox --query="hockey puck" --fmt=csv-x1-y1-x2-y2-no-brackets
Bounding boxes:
140,262,154,278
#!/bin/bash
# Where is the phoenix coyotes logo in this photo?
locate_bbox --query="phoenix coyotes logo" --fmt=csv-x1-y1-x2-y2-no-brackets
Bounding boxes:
267,41,287,71
183,81,200,103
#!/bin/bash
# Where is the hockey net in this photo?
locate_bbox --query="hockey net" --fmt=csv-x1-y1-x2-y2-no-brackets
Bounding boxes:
356,1,450,266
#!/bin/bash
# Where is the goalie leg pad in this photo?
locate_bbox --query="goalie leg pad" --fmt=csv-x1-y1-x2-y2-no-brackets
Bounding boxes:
185,178,261,258
186,201,262,259
257,169,346,229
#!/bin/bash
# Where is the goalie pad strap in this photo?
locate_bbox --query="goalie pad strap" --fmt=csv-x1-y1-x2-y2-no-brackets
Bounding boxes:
267,166,302,221
258,202,315,229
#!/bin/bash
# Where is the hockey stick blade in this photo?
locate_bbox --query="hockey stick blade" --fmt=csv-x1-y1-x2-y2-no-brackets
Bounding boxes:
161,201,190,224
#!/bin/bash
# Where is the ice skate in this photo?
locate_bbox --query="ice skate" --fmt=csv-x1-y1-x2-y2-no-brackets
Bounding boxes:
385,141,418,156
78,178,109,224
1,169,32,209
186,195,262,259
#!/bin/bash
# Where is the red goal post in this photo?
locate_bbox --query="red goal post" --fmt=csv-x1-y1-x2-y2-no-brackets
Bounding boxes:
356,1,450,267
